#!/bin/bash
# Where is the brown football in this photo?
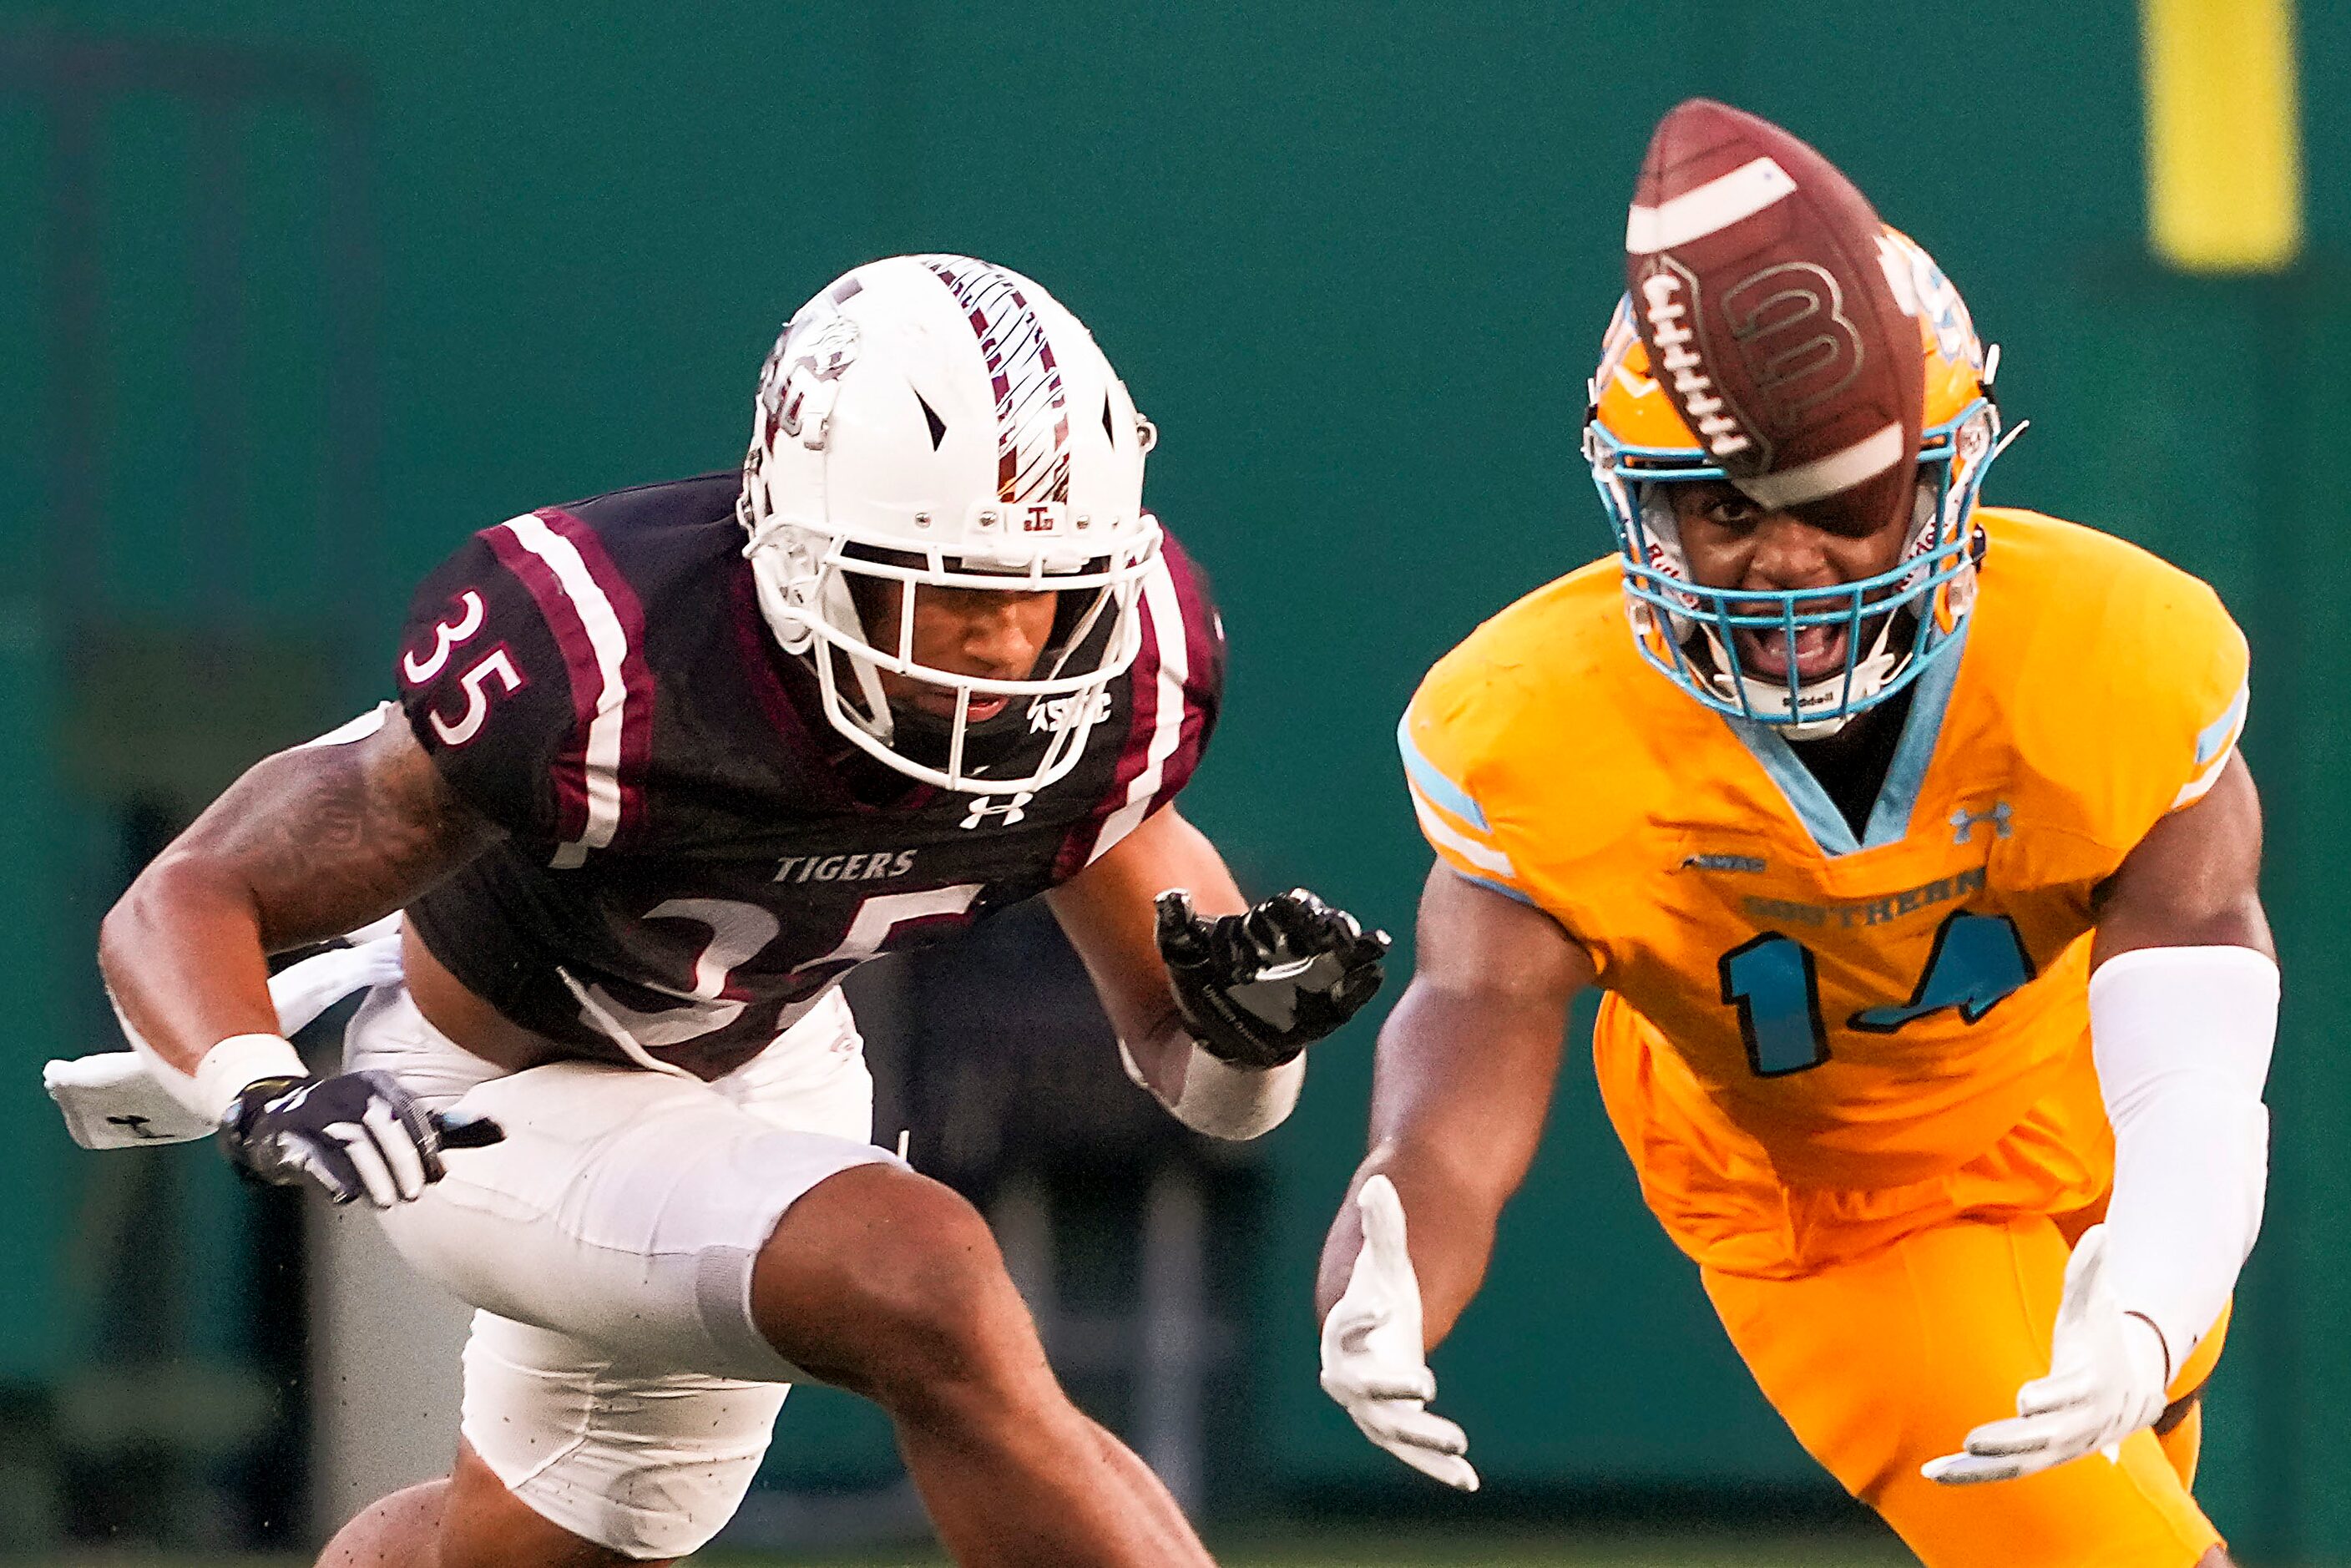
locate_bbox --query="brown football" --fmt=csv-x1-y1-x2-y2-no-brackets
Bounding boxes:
1625,99,1924,536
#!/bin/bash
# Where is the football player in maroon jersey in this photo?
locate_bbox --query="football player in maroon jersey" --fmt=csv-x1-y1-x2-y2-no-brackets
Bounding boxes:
98,255,1384,1568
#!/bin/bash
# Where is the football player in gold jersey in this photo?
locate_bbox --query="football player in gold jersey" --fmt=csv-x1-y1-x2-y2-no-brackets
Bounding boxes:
1313,228,2271,1566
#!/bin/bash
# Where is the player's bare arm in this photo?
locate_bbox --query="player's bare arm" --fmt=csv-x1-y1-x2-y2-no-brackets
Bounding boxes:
1308,863,1593,1490
99,712,501,1074
94,711,508,1208
1047,803,1246,1093
2091,751,2271,964
1050,803,1388,1138
1316,863,1593,1335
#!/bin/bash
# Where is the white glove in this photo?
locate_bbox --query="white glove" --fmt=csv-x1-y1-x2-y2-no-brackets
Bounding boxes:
1318,1174,1479,1491
1922,1226,2170,1485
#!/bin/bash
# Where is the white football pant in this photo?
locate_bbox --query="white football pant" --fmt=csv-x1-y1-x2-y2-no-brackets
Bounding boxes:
343,978,900,1558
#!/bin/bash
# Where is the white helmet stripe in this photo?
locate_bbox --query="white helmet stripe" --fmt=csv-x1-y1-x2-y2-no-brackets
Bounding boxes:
922,257,1072,503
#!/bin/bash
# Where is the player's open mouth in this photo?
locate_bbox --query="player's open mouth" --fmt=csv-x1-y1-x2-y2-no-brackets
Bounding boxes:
1737,623,1850,685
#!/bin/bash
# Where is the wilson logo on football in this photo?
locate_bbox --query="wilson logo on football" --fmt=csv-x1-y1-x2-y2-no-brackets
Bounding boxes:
1722,261,1863,432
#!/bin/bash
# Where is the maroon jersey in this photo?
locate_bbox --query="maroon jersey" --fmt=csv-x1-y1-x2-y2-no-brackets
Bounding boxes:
396,473,1222,1079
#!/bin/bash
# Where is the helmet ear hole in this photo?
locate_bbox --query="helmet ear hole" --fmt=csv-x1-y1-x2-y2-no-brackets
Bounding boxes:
1101,394,1116,446
915,390,948,450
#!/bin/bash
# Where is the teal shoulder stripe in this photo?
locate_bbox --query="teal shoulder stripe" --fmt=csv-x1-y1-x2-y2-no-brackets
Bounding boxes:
1454,869,1534,905
1396,712,1489,832
2196,680,2251,766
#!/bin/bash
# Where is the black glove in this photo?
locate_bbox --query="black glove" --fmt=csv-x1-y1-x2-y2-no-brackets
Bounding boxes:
220,1070,503,1208
1155,888,1390,1069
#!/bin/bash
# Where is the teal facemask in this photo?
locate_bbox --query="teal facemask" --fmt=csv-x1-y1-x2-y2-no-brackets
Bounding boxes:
1585,395,2014,738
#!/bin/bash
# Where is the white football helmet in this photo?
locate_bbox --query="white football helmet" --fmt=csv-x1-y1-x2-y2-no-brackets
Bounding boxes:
740,255,1161,792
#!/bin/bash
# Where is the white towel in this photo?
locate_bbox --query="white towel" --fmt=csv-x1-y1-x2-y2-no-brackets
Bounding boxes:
46,924,406,1151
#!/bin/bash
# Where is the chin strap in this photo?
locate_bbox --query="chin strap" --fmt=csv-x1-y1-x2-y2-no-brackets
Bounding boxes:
814,567,894,742
1696,608,1906,739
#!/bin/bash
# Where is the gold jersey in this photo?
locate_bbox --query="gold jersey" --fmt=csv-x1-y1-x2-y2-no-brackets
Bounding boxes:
1402,508,2249,1276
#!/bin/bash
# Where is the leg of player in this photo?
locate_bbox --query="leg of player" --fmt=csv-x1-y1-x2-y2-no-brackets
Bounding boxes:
1702,1213,2240,1568
318,1439,673,1568
748,1162,1216,1568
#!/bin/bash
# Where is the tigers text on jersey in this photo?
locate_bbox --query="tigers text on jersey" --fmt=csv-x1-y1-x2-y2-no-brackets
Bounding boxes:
396,473,1223,1080
1401,508,2249,1277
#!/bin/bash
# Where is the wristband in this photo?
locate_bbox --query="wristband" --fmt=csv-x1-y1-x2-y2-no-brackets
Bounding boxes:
1120,1038,1305,1141
192,1034,310,1121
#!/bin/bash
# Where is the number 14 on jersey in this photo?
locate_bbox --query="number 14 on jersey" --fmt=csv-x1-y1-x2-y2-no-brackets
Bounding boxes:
1719,911,2035,1077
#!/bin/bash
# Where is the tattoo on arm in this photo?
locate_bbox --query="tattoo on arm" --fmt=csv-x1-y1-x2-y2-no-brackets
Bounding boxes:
176,717,504,953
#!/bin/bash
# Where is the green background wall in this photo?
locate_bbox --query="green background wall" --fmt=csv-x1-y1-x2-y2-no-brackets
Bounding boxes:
7,0,2348,1555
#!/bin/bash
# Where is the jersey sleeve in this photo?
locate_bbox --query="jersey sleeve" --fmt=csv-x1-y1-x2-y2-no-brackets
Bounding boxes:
2055,550,2252,852
395,524,584,847
2161,598,2251,815
1144,529,1226,802
1398,650,1535,906
1060,526,1227,871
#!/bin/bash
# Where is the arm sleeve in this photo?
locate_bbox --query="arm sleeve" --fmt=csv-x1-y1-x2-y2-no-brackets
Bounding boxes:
394,528,582,847
2092,943,2277,1366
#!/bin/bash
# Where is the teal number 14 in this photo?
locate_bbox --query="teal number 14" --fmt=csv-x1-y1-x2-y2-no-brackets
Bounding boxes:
1717,912,2035,1078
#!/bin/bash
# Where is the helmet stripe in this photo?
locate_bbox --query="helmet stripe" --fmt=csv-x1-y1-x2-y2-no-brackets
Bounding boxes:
922,258,1072,503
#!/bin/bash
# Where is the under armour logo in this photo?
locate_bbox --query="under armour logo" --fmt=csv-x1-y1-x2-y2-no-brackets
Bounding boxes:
1950,802,2013,844
960,792,1034,830
105,1114,164,1141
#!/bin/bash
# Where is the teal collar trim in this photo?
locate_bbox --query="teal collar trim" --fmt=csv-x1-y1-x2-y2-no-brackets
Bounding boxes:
1862,624,1969,847
1728,622,1971,859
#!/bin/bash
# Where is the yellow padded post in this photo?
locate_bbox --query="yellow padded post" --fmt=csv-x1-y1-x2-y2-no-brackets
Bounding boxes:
2142,0,2303,273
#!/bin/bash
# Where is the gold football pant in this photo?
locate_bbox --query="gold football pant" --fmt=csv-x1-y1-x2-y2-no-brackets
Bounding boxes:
1702,1212,2227,1568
